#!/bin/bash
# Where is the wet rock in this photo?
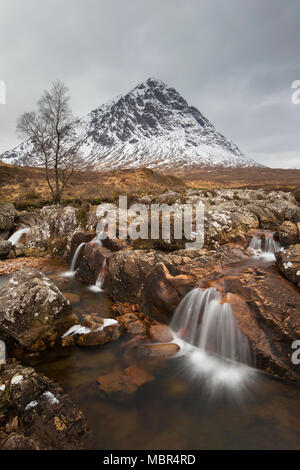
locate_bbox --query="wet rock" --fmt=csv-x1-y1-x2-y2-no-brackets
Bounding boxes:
275,221,299,247
276,244,300,288
0,203,16,232
107,250,166,303
117,313,148,335
102,237,129,251
0,361,90,449
69,231,96,263
227,265,300,382
0,240,12,258
75,243,111,285
63,315,123,347
133,343,180,359
96,366,154,402
149,324,174,343
0,268,77,353
107,246,250,322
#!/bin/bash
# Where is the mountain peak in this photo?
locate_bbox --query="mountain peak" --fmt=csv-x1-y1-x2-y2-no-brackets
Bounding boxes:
0,79,260,170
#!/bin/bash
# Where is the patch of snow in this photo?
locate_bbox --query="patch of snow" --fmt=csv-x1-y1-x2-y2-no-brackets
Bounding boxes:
11,374,23,385
42,391,59,405
25,400,38,410
62,324,91,338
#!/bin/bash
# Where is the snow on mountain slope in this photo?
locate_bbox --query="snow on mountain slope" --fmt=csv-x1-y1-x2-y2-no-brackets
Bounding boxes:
0,78,260,170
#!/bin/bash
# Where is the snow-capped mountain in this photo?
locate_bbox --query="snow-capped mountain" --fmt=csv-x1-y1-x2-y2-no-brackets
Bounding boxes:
0,78,259,170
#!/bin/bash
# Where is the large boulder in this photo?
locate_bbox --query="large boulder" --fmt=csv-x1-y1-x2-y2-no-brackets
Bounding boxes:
0,269,77,353
276,244,300,288
106,246,250,321
0,203,16,232
0,361,90,449
25,205,81,251
275,221,299,247
226,265,300,382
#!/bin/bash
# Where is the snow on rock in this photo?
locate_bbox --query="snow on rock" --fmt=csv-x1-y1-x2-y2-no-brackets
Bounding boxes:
11,375,24,385
0,78,260,170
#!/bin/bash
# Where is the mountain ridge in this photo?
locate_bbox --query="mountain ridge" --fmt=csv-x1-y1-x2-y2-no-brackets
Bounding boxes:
0,77,261,170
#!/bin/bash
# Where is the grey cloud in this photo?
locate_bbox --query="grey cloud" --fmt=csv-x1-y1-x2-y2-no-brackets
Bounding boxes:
0,0,299,168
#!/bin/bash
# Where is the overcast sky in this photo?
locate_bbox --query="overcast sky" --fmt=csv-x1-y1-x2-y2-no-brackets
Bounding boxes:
0,0,299,168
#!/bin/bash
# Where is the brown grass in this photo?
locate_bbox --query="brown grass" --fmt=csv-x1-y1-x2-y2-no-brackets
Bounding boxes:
0,162,299,208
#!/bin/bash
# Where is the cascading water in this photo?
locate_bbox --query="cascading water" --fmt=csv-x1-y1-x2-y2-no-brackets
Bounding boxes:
248,233,281,261
171,288,251,365
89,258,107,293
0,340,6,365
62,242,85,278
170,288,255,391
92,230,106,246
8,227,30,245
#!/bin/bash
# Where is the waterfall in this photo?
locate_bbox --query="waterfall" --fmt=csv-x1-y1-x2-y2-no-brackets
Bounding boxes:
89,258,107,293
170,288,255,391
249,233,281,260
8,227,30,245
92,230,106,246
62,242,85,277
0,340,6,365
70,243,85,272
171,288,251,365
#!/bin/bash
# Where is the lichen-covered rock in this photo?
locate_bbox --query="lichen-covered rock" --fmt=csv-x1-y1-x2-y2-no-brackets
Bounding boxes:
25,205,81,251
275,221,299,247
0,269,77,353
0,361,90,449
0,203,16,232
276,244,300,288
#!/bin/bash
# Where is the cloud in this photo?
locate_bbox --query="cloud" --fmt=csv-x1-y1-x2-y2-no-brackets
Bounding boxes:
0,0,299,168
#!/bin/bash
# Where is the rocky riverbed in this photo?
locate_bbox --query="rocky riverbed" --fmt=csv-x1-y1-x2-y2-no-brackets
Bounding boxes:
0,187,299,449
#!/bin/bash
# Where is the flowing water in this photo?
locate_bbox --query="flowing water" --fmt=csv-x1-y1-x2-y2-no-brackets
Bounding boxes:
2,231,300,449
62,242,86,277
248,232,282,262
21,255,300,450
8,227,30,245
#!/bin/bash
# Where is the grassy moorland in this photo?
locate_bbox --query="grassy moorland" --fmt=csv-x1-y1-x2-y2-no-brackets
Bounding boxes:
0,162,299,209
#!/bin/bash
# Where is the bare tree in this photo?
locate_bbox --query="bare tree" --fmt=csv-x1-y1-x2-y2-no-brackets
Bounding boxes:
17,80,86,203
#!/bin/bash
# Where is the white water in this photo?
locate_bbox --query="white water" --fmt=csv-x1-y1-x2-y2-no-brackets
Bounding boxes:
8,227,30,245
170,288,255,391
88,258,107,293
0,340,6,365
249,233,282,261
62,242,85,278
171,288,251,365
92,230,106,246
